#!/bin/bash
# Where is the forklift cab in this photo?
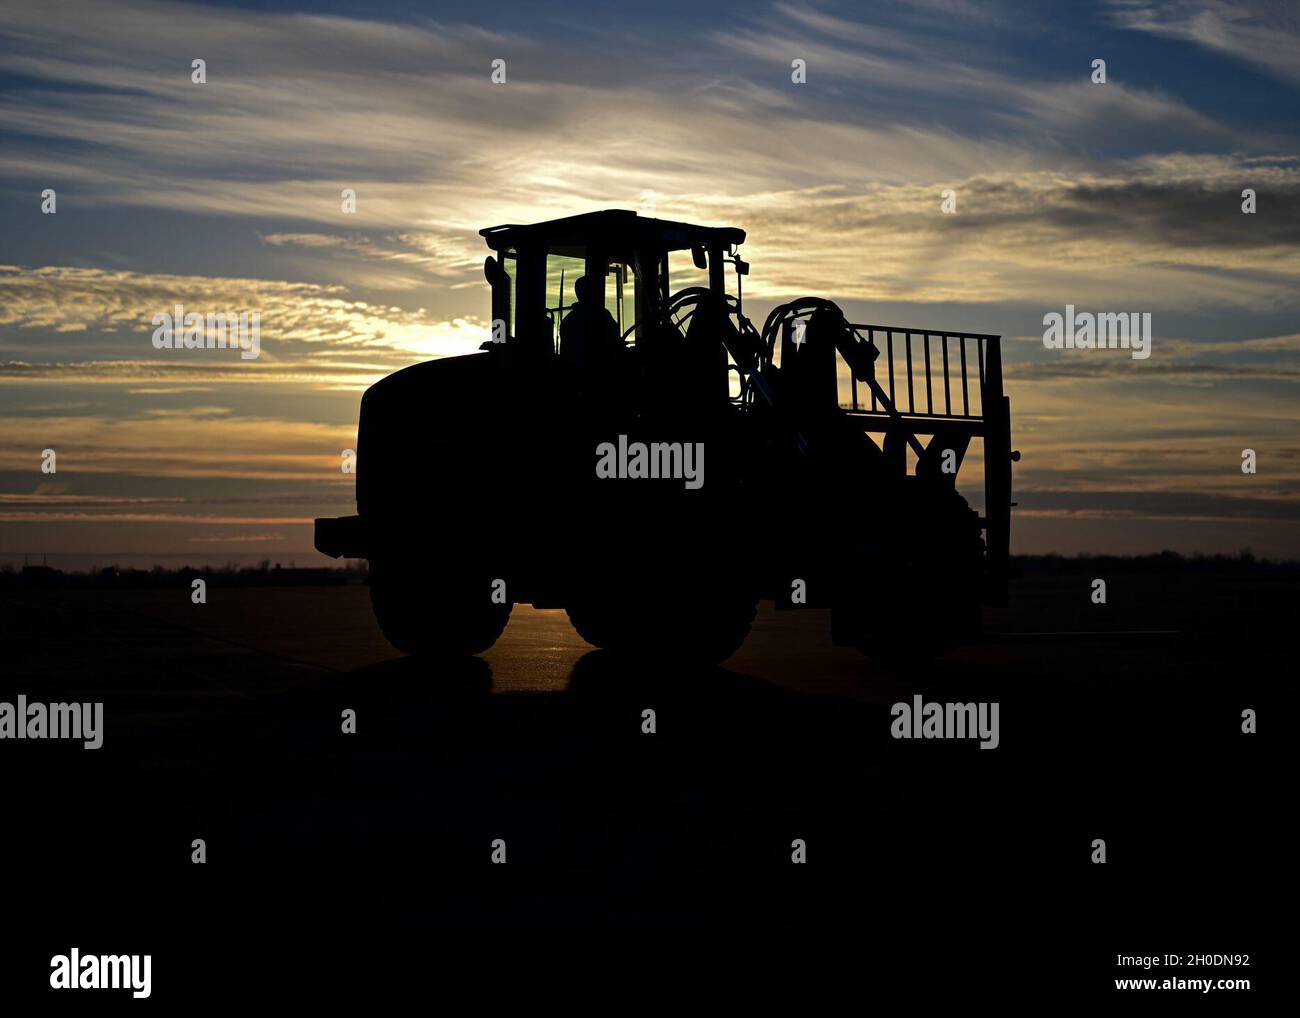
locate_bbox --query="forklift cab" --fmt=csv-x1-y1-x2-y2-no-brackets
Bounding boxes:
479,210,749,380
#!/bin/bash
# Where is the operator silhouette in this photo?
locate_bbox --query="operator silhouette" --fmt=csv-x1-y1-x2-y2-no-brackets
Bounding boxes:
560,275,622,370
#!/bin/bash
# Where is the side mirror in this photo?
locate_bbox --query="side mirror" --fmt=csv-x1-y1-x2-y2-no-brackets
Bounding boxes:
484,256,503,285
691,244,707,270
735,258,750,276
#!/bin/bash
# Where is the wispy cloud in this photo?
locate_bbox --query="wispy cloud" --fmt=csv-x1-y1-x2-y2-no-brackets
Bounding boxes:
0,265,492,365
1108,0,1300,85
1,0,1297,560
0,411,357,479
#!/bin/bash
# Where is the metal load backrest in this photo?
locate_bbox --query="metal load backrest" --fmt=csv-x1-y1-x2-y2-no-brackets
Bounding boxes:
837,324,1014,593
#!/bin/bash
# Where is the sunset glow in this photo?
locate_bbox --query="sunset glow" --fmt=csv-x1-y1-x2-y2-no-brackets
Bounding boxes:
3,0,1298,566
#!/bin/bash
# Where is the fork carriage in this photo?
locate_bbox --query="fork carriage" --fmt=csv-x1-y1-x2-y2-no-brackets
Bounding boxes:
834,319,1015,604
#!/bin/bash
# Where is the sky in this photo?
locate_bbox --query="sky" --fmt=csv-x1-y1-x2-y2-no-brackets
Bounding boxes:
1,0,1298,569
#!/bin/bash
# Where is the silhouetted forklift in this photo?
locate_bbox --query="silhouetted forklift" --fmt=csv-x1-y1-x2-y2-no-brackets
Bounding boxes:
315,210,1016,664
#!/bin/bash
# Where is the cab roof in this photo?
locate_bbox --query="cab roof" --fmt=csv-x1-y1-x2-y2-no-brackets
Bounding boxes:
479,209,745,254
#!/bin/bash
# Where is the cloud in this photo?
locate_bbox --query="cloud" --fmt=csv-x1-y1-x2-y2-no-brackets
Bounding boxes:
0,359,376,384
0,511,312,523
1108,0,1300,85
125,386,216,394
0,265,493,366
1007,359,1300,382
0,410,357,480
187,532,287,543
1,0,1295,314
260,231,485,290
1016,486,1300,522
678,156,1300,306
1,0,1298,560
0,0,1272,221
0,494,186,506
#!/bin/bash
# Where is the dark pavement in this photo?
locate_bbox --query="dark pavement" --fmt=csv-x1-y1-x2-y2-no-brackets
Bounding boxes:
0,570,1281,995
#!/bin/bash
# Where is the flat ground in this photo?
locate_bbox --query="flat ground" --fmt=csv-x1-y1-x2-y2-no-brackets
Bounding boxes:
0,569,1282,990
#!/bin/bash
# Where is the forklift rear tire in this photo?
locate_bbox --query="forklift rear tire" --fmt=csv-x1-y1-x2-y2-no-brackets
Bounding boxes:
369,559,511,658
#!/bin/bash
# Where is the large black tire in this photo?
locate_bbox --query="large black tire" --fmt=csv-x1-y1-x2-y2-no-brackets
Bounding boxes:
834,572,978,665
567,585,756,665
369,560,511,657
834,484,984,665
